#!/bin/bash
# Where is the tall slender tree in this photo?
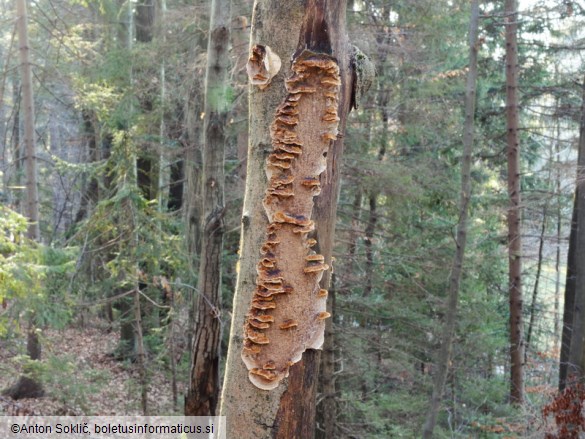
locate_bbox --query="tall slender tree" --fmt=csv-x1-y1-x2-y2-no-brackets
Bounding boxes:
16,0,38,241
135,0,158,201
5,0,44,401
422,1,480,436
184,0,231,416
504,0,524,405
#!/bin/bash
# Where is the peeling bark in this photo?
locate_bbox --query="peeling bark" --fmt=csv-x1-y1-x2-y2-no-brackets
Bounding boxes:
184,0,230,417
241,50,340,390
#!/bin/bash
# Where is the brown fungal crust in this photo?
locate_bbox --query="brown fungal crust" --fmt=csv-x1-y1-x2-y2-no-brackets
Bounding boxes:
303,263,330,273
279,319,299,330
246,45,282,89
242,50,340,390
305,254,325,262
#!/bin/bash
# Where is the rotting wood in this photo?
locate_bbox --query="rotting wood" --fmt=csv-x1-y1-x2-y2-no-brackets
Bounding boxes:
242,49,340,390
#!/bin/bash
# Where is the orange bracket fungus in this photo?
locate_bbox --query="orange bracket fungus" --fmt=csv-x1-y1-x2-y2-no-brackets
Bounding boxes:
242,49,339,390
246,44,282,90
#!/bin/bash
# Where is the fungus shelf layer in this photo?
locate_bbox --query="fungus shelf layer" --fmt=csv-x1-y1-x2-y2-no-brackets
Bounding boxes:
242,50,339,390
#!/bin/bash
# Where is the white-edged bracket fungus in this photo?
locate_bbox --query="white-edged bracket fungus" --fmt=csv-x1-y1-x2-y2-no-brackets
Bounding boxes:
246,45,282,90
242,49,341,391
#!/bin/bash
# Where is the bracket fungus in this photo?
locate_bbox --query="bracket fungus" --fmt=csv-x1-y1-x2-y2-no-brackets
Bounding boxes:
242,50,341,390
247,45,282,90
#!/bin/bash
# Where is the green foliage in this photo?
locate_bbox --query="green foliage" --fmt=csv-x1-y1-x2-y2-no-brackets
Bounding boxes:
8,352,110,414
0,207,77,337
0,206,27,256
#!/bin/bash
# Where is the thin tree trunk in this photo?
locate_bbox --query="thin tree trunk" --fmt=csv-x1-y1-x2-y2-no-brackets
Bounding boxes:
525,205,547,360
135,0,158,202
158,0,168,211
363,96,386,300
184,0,230,416
0,25,16,200
16,0,39,241
347,190,362,271
133,287,148,414
220,1,352,437
74,110,99,223
317,190,361,438
554,101,562,355
184,16,208,262
421,1,479,436
504,0,524,405
169,283,178,411
11,77,21,188
232,15,250,182
363,194,377,297
554,208,561,350
5,0,45,402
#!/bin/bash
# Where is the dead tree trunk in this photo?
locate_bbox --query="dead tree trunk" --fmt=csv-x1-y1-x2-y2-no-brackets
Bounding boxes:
184,0,230,416
220,1,356,437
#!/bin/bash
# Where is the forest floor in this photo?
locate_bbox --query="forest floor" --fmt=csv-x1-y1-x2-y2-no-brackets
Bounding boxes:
0,319,185,416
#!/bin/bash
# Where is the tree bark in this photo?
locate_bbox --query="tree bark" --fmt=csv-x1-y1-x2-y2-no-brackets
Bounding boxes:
135,0,159,202
11,77,21,193
560,190,577,390
566,74,585,384
554,103,562,355
74,110,100,223
184,0,230,417
421,1,479,436
3,322,44,399
0,25,16,202
504,0,524,405
133,287,148,414
363,194,377,297
220,1,351,437
5,0,45,402
16,0,39,241
184,4,210,265
317,272,337,439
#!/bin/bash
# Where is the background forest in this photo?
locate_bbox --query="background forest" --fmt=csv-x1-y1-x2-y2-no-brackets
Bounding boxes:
1,0,585,437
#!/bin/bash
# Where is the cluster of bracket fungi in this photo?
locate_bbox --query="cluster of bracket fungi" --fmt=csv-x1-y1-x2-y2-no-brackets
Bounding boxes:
242,49,341,390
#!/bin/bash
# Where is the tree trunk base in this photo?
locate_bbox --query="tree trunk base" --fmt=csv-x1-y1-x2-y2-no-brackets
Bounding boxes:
3,376,44,400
